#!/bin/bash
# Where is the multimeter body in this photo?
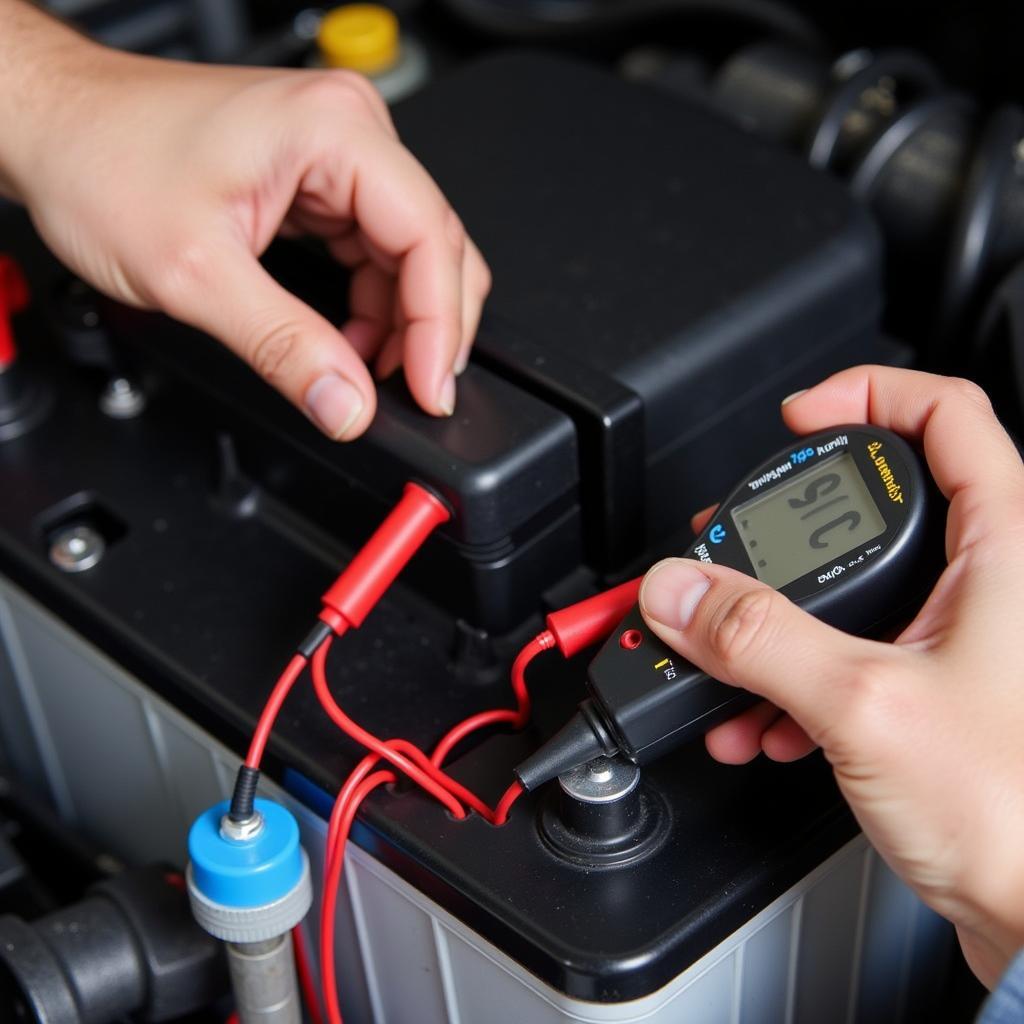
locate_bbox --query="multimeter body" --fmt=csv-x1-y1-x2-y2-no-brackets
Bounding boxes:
588,425,937,764
515,426,943,790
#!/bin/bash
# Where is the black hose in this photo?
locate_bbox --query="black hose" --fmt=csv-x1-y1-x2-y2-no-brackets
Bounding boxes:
228,765,260,823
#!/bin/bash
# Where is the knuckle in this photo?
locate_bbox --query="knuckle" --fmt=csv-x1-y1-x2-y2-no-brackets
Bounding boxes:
149,240,212,311
295,69,373,113
948,376,993,413
834,657,908,744
445,209,467,257
326,68,376,104
248,324,300,385
706,588,780,673
476,254,493,295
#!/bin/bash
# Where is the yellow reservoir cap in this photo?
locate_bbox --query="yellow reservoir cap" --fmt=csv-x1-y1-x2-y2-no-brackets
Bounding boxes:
318,5,400,74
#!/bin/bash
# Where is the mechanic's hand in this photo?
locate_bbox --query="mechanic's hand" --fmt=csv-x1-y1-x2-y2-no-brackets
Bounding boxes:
638,366,1024,987
1,20,489,439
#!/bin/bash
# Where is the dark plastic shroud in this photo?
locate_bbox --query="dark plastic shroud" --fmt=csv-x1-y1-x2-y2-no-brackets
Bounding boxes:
101,51,902,633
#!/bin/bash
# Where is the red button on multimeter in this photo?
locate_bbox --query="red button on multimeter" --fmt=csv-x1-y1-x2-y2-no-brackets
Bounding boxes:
515,425,943,790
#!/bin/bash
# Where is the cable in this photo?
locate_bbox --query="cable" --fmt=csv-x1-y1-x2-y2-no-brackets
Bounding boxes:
321,769,394,1024
312,581,647,1020
428,708,520,769
428,630,555,766
228,484,450,821
235,479,640,1021
312,630,555,1023
311,638,468,819
245,653,312,770
493,781,524,825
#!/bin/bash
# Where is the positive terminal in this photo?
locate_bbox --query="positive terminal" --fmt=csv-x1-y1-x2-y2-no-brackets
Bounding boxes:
559,755,640,804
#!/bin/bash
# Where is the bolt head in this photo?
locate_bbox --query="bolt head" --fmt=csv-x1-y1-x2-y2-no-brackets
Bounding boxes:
99,377,146,419
220,811,266,843
49,526,105,573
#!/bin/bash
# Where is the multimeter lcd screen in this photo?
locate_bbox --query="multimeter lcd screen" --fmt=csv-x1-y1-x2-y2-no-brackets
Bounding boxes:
730,452,886,589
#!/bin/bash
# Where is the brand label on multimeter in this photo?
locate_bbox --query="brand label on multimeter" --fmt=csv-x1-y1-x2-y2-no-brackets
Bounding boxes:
867,440,905,503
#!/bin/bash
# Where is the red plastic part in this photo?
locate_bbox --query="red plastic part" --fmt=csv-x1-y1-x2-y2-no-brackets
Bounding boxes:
320,483,450,630
0,255,30,370
545,577,642,658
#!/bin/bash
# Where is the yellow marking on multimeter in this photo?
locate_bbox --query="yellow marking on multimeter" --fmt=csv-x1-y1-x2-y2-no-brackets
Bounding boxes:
654,658,669,670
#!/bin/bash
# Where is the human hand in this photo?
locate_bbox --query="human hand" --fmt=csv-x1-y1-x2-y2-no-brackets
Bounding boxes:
0,8,489,439
638,366,1024,986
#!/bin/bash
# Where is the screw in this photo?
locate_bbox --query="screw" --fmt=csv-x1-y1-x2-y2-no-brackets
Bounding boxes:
49,525,105,573
99,376,146,419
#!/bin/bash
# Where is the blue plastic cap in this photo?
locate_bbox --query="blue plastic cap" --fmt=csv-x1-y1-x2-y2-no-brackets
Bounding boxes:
188,798,304,909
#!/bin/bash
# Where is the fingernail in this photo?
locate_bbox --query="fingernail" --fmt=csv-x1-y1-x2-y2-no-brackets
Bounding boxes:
305,373,364,440
438,372,456,416
781,388,808,406
454,350,469,376
641,559,711,630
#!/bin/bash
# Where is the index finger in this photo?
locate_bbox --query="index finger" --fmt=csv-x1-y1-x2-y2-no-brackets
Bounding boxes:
296,116,464,416
346,136,464,416
782,366,1024,556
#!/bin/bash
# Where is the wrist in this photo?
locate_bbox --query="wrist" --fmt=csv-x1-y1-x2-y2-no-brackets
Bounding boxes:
960,849,1024,986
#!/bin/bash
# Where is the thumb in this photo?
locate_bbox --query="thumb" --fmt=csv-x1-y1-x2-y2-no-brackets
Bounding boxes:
638,557,892,746
157,241,376,440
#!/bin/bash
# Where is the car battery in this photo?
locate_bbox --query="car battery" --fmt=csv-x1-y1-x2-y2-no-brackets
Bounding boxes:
0,49,944,1024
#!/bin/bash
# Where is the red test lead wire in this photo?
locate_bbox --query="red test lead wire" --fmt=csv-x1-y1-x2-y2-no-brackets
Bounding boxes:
241,502,638,1020
245,652,316,770
230,483,450,820
246,484,449,770
313,578,646,1020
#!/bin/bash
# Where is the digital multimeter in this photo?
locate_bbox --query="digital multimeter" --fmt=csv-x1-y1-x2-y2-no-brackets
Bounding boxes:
515,426,943,791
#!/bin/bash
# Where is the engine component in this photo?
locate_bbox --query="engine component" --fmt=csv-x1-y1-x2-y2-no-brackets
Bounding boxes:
681,40,1024,371
0,866,227,1024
